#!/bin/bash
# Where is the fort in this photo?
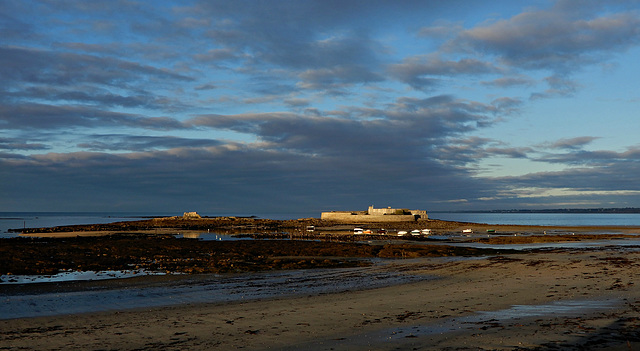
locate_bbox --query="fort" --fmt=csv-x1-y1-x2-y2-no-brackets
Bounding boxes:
321,205,428,222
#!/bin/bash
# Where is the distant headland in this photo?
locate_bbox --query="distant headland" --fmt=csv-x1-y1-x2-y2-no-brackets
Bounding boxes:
434,208,640,214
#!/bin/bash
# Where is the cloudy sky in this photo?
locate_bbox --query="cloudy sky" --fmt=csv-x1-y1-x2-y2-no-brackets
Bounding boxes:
2,0,640,215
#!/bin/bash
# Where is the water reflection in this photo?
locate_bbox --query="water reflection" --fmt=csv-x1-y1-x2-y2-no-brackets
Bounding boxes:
175,232,255,241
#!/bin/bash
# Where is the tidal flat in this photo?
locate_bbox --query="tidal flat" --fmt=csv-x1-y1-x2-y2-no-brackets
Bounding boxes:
2,217,640,350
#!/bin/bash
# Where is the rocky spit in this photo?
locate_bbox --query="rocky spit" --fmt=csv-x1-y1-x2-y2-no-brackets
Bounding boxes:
11,216,474,234
0,234,516,277
3,216,637,277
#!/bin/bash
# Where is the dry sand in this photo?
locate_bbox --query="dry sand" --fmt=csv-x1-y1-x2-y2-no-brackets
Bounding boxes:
1,247,640,350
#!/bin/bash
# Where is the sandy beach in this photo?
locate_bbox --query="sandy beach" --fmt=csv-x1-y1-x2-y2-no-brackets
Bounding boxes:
2,245,640,350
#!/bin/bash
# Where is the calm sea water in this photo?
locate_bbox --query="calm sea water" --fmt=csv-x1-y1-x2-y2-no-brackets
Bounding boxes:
430,212,640,227
0,212,156,238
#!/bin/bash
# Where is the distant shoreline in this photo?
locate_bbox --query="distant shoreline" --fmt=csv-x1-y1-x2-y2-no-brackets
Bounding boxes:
432,207,640,214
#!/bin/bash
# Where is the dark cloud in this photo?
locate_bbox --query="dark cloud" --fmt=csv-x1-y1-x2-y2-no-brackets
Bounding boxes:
546,136,599,150
77,135,222,152
0,46,192,88
181,95,516,211
446,5,640,73
297,65,385,91
3,86,177,110
388,56,498,90
0,142,496,213
495,153,640,193
243,75,299,96
192,48,240,64
490,97,523,115
194,84,218,91
435,137,532,166
434,2,640,101
189,95,505,158
189,0,448,91
0,8,38,42
530,75,581,99
0,103,188,131
536,147,640,166
0,137,49,151
485,147,531,159
284,98,311,108
418,21,464,40
475,145,640,208
481,76,535,88
55,42,126,56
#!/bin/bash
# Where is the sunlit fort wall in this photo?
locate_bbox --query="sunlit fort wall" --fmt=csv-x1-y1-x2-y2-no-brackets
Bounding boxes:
321,205,428,222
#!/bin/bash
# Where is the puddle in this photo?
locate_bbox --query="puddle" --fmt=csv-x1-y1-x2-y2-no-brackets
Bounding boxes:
0,269,165,285
175,232,254,240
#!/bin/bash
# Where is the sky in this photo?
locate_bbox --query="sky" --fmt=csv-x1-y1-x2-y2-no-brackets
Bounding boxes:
1,0,640,215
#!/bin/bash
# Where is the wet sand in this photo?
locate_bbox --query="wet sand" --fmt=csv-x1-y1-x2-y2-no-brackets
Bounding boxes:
2,247,640,350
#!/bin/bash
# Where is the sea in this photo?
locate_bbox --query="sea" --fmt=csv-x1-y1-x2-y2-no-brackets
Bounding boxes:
3,211,640,238
429,212,640,227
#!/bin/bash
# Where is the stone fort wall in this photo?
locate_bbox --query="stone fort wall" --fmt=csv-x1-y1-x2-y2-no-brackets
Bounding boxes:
321,206,428,222
320,212,423,222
